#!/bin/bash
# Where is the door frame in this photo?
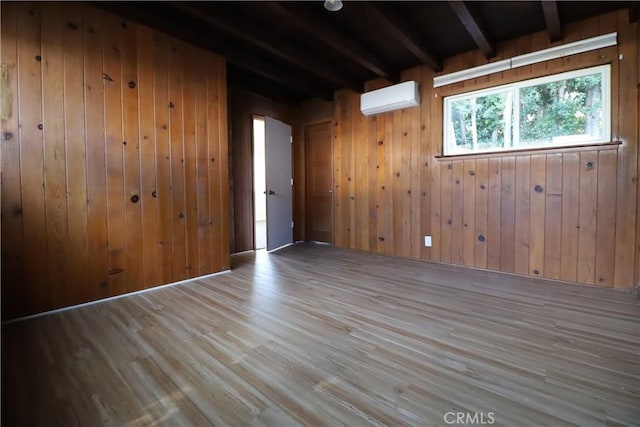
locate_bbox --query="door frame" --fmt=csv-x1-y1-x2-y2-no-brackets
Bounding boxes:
304,119,334,244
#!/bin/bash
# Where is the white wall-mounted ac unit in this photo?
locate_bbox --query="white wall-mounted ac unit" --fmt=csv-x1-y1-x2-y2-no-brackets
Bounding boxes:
360,81,420,116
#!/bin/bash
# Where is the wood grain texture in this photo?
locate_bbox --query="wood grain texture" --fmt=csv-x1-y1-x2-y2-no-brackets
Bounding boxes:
2,243,639,426
168,39,188,281
194,52,211,276
137,26,160,289
65,4,91,306
327,12,639,290
419,67,433,261
1,3,26,318
41,3,70,309
0,3,229,319
474,158,488,269
529,155,546,278
514,156,531,276
84,7,110,302
577,151,599,285
614,10,639,289
487,158,502,271
17,3,49,314
543,154,563,280
103,12,127,298
153,32,174,285
208,55,223,272
183,47,199,278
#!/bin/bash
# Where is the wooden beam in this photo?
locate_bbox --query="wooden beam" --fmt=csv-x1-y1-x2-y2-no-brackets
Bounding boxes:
97,2,334,100
171,2,362,92
228,52,334,101
264,2,394,80
449,1,496,59
360,2,442,72
541,1,562,42
228,74,306,106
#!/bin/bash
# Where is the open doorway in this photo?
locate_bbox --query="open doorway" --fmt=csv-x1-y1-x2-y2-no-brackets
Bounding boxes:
253,115,293,252
253,116,266,250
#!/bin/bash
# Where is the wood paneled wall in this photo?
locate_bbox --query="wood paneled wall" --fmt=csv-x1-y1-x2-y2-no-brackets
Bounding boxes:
229,88,300,253
1,2,229,319
330,11,639,289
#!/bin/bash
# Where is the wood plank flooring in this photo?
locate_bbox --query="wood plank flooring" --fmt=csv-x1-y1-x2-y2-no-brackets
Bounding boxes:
2,243,639,426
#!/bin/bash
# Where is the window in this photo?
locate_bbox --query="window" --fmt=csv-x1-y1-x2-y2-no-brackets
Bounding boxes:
443,64,611,155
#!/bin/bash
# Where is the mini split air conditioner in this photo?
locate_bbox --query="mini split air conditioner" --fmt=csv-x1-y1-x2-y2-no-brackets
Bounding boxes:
360,81,420,116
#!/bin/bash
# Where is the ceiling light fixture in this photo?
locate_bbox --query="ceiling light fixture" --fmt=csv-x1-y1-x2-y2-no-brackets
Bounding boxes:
324,0,343,12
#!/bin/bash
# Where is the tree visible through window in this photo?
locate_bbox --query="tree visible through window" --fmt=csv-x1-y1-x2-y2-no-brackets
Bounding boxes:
444,65,610,155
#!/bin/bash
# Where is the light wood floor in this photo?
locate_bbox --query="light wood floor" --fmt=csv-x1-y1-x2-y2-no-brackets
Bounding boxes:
3,243,639,426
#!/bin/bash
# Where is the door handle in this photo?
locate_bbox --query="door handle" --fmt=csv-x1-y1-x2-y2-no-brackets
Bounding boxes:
328,190,333,194
268,190,275,195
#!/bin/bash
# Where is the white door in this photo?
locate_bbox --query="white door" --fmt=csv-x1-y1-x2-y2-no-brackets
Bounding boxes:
265,117,293,251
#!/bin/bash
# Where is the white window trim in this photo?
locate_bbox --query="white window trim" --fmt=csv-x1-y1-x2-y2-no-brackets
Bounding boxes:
443,64,612,156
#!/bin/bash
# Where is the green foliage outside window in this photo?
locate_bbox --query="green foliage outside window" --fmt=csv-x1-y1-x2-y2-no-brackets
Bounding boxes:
445,65,608,155
450,93,508,150
519,74,602,145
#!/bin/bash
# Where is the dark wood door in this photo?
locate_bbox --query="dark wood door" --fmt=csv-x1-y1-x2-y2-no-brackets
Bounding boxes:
306,122,333,243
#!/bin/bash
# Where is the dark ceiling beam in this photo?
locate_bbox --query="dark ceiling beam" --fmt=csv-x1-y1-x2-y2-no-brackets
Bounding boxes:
229,72,307,106
630,2,639,23
228,51,334,101
541,1,562,42
97,2,333,101
449,1,496,59
359,2,442,72
170,2,362,92
264,2,394,80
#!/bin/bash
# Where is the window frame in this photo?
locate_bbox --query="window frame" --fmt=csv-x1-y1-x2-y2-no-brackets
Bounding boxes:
442,64,612,156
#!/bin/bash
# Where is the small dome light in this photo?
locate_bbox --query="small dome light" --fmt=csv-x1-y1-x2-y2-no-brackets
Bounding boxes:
324,0,343,12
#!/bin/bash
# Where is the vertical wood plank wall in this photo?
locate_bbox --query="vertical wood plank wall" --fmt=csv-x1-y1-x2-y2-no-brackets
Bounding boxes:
1,3,229,319
330,11,639,290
